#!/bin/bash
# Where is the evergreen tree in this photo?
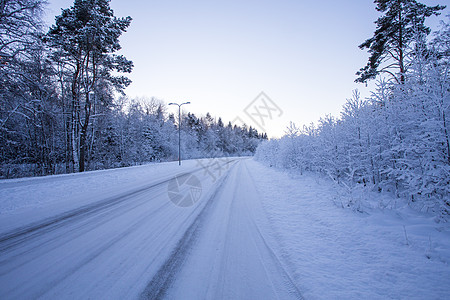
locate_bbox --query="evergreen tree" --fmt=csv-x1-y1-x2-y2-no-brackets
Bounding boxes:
46,0,133,172
356,0,445,84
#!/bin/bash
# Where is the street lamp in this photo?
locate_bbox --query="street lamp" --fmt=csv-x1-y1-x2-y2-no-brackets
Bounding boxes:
168,101,190,166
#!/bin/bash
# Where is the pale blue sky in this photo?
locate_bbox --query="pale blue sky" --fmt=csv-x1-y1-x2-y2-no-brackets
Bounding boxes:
44,0,448,137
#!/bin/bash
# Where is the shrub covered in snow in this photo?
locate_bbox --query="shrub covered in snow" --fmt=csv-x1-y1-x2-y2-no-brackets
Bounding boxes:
256,21,450,220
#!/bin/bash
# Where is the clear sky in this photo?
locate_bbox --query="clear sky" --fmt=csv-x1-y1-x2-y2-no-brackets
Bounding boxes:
44,0,448,138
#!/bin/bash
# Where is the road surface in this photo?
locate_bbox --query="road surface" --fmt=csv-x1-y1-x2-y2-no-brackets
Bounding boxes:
0,158,302,299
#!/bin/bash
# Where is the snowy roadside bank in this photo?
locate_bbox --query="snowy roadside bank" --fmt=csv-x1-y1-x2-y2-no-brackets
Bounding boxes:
247,159,450,299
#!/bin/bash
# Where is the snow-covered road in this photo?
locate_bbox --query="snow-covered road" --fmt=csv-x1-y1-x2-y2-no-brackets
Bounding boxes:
0,158,302,299
1,158,449,299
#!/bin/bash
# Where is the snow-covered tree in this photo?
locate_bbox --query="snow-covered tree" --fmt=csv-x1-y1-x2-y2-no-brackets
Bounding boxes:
0,0,61,176
256,18,450,219
356,0,445,84
0,1,267,178
46,0,133,172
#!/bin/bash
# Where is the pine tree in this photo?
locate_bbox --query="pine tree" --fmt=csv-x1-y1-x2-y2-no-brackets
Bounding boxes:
46,0,133,172
356,0,445,84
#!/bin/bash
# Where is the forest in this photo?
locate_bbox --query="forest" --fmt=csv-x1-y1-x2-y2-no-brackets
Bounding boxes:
0,0,266,178
256,0,449,219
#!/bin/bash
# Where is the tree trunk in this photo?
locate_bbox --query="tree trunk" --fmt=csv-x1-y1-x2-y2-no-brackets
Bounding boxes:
398,6,405,84
71,69,80,172
442,110,450,164
79,92,91,172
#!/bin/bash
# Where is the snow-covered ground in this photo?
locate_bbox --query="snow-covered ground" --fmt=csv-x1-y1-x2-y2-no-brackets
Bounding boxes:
0,158,449,299
247,160,450,299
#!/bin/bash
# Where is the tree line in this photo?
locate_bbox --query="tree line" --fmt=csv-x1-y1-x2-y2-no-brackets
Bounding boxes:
0,0,266,178
256,0,449,219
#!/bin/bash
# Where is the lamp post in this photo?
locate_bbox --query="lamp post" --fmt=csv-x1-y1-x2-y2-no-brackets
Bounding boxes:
168,101,190,166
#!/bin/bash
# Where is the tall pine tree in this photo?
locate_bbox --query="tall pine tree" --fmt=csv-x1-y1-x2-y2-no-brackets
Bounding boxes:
46,0,133,172
356,0,445,84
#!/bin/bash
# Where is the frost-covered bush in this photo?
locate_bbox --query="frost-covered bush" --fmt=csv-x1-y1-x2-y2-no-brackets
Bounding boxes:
255,22,450,219
254,139,279,167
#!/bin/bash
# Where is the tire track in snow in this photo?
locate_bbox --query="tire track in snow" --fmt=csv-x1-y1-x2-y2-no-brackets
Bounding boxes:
0,158,241,299
9,199,170,300
0,186,168,276
240,162,304,299
209,161,302,299
0,157,240,252
139,162,237,299
159,159,303,299
0,175,179,252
